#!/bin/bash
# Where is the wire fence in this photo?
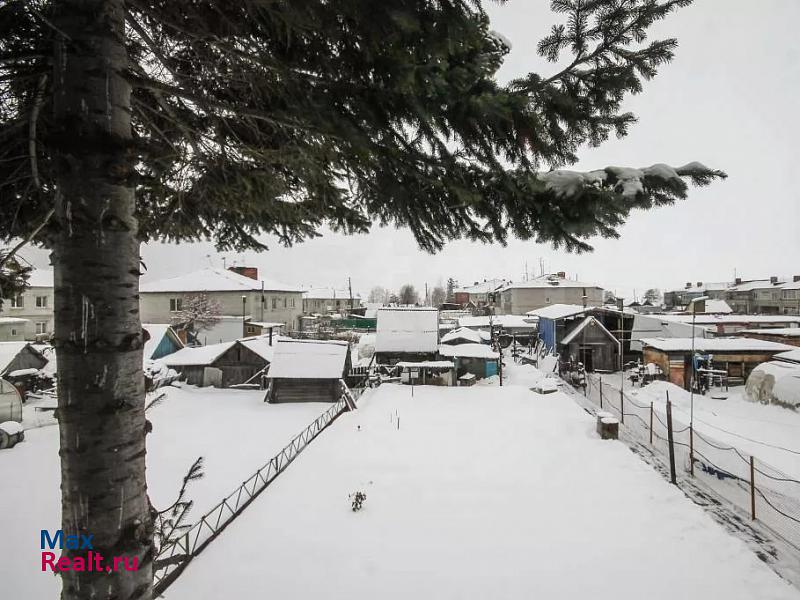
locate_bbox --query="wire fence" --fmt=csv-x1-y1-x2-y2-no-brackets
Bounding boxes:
153,392,354,595
585,374,800,552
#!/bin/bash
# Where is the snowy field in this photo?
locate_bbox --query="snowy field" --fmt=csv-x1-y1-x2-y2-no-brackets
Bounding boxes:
0,385,329,599
168,367,799,600
597,377,800,480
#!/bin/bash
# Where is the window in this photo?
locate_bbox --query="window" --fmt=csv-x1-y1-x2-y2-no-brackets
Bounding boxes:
169,297,183,312
10,294,23,308
290,298,295,308
35,322,48,334
35,295,48,308
283,297,287,308
272,297,277,310
10,328,17,336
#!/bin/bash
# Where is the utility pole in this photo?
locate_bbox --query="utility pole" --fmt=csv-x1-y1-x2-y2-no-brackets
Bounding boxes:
425,282,429,306
348,277,353,311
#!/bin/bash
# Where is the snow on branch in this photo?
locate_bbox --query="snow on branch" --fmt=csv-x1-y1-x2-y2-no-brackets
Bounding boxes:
537,162,727,200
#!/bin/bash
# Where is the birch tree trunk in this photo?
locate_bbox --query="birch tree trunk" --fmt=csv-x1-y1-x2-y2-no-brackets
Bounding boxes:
52,1,152,598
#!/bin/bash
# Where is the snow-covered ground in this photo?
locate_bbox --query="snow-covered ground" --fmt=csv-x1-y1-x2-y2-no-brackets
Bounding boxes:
602,377,800,480
168,363,799,600
0,385,329,599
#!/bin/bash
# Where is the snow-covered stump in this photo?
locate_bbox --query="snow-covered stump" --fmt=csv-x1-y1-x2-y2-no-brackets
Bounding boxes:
0,421,24,449
596,411,619,440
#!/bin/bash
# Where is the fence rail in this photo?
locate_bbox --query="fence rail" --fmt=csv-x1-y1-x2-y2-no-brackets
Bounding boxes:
153,392,355,595
584,374,800,553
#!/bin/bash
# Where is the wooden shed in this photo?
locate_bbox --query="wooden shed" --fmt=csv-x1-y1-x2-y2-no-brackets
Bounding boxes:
0,342,48,377
640,337,795,389
162,337,276,387
559,316,620,372
265,339,351,403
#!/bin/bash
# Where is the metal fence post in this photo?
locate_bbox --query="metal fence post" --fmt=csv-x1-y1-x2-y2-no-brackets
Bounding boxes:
689,424,694,477
620,388,624,424
666,395,677,485
649,402,653,445
750,456,756,520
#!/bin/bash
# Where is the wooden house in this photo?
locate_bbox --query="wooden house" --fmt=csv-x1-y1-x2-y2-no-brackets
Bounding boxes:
265,339,351,403
162,336,276,387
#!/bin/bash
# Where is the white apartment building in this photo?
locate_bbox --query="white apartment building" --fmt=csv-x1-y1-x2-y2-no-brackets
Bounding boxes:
140,267,303,342
0,268,54,340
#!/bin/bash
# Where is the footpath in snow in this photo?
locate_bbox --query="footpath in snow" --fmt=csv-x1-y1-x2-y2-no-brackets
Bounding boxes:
0,385,329,599
168,364,800,600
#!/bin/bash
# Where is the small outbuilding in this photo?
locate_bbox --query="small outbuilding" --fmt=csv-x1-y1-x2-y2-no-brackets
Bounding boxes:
641,337,795,390
0,342,48,378
438,343,499,380
143,324,184,360
558,316,620,372
161,336,276,387
265,339,351,403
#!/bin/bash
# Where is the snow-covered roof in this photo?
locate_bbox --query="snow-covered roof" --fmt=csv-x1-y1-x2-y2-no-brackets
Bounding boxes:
453,279,507,295
699,299,733,314
302,288,361,301
396,360,455,369
560,317,617,346
640,337,795,353
728,279,786,292
161,341,236,366
457,315,537,329
668,281,730,294
658,314,800,326
780,280,800,291
0,342,37,373
501,274,600,291
775,349,800,364
375,308,439,353
739,328,800,337
438,344,499,359
25,268,53,288
267,339,348,379
239,336,280,362
0,317,29,325
140,267,301,293
441,327,484,345
142,324,183,360
526,304,589,320
247,321,284,329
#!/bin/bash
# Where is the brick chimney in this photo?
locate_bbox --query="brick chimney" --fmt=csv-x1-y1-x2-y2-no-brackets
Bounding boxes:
735,277,742,285
770,276,778,284
557,271,566,278
696,281,703,288
794,275,800,283
685,282,692,289
229,266,258,280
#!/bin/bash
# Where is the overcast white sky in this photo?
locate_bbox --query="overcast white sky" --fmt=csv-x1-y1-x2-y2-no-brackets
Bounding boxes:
22,1,800,299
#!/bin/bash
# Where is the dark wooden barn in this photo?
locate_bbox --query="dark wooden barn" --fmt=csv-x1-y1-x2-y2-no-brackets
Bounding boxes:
162,337,276,387
558,316,620,372
265,339,351,403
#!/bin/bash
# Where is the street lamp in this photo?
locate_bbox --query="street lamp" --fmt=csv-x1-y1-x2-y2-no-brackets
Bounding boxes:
241,295,247,338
